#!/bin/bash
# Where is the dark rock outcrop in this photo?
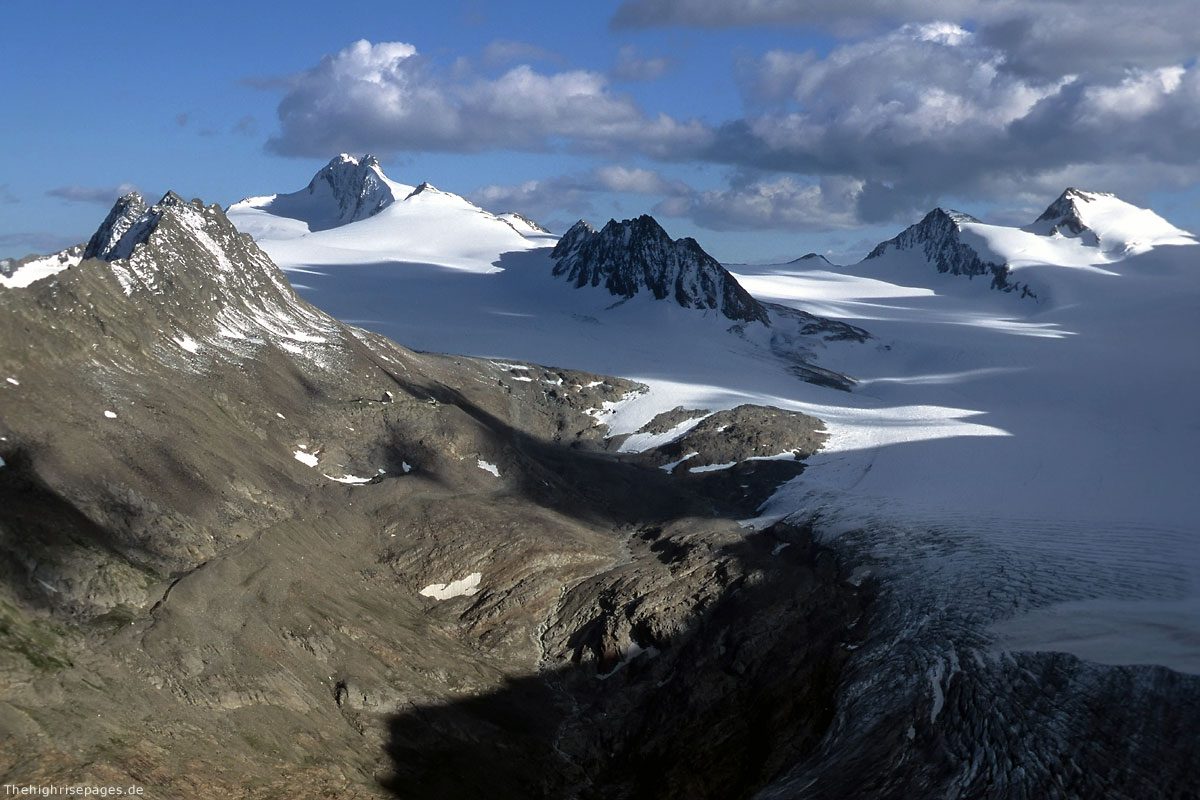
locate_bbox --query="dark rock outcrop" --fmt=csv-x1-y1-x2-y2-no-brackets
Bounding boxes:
865,208,1033,297
551,215,771,325
1027,187,1105,245
243,153,396,231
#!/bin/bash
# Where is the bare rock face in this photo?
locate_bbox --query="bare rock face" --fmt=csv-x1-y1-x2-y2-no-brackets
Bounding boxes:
239,153,397,232
83,191,148,260
865,208,1034,298
551,215,771,325
1031,187,1099,239
866,208,1004,282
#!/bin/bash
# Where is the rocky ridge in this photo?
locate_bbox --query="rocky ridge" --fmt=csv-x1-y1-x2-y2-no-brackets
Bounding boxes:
552,215,771,325
1029,187,1103,241
864,208,1032,297
243,153,397,232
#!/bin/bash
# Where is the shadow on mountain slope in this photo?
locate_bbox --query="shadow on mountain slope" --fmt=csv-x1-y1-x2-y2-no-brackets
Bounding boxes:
380,522,870,800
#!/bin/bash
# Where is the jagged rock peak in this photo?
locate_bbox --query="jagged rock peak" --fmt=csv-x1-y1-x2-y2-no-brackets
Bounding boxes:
79,190,309,306
865,206,1032,296
305,153,395,224
1032,187,1112,238
84,192,149,261
1037,188,1111,217
866,207,979,260
550,215,770,325
85,190,236,264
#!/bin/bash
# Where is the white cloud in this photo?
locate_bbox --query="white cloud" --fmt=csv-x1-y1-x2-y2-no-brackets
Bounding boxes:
656,174,864,231
265,31,1200,232
268,39,709,158
709,23,1200,222
472,165,690,221
613,0,1200,80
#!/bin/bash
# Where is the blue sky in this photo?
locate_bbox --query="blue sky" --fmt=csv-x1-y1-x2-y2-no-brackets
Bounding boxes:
2,0,1198,262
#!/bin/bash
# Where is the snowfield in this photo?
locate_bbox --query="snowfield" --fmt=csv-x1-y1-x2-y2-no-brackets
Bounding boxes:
229,156,552,273
231,166,1200,675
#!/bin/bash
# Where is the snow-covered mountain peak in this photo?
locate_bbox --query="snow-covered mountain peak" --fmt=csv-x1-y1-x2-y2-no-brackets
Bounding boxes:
1027,188,1192,252
866,207,981,259
863,206,1023,294
550,214,770,324
227,158,549,273
72,190,339,354
85,191,281,295
229,153,399,233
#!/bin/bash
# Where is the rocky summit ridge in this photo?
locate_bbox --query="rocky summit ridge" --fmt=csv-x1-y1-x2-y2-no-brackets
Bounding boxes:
551,214,771,325
864,207,1023,293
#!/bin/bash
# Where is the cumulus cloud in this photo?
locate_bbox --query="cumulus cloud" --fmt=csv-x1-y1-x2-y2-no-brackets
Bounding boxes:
264,28,1200,232
655,174,864,231
472,165,690,220
267,39,709,158
705,23,1200,221
47,183,139,205
613,0,1200,79
474,165,860,233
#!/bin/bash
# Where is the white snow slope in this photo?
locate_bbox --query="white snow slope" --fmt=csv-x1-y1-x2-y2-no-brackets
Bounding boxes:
233,174,1200,675
0,248,81,289
229,156,553,273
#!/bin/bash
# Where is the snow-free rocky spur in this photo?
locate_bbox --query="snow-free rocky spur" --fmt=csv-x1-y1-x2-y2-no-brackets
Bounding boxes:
2,162,1198,800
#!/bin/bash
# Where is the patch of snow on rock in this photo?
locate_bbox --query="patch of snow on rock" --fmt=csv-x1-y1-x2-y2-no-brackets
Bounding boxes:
325,473,371,485
293,449,319,467
419,572,482,600
659,451,699,472
688,461,737,474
